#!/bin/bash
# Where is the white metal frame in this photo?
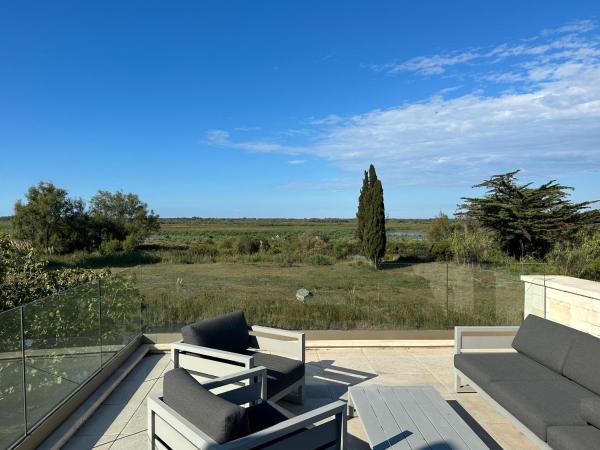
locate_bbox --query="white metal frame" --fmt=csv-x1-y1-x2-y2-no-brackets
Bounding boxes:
147,366,346,450
454,325,551,449
172,324,306,404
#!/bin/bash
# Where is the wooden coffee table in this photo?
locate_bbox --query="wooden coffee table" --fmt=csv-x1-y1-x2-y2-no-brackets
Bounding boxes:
348,385,489,449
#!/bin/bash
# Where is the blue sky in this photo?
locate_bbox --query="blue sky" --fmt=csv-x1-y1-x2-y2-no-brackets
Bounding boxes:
2,1,600,218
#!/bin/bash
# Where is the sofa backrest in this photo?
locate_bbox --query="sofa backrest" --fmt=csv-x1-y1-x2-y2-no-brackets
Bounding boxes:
563,331,600,396
163,368,251,444
512,314,577,373
182,310,250,354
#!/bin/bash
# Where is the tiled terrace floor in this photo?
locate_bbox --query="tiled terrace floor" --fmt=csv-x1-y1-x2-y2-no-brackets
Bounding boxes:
64,347,537,449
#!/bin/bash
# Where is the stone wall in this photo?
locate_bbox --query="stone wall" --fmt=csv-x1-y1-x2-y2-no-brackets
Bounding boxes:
521,275,600,337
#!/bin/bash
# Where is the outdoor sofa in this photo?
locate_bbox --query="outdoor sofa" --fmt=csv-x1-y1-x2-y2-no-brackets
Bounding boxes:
454,314,600,450
148,366,346,449
172,311,306,403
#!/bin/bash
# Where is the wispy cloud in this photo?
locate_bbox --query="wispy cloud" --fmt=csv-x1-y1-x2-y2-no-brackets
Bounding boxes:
287,159,305,165
205,20,600,189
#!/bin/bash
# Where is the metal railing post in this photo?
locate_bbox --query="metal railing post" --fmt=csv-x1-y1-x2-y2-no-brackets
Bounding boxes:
20,305,28,434
98,279,103,365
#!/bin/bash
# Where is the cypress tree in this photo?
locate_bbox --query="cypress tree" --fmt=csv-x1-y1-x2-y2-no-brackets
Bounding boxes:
356,164,386,268
356,170,369,241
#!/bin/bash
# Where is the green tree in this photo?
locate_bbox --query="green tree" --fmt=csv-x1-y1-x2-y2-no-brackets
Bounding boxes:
428,212,452,242
13,182,87,253
357,165,386,267
89,190,159,246
459,171,600,258
356,170,369,241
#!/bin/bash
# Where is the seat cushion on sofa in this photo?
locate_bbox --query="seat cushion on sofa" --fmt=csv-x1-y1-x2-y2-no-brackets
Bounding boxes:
487,379,591,440
163,368,251,444
246,402,289,432
512,314,577,373
182,311,250,354
547,426,600,450
251,352,305,398
454,352,561,390
562,332,600,396
581,397,600,429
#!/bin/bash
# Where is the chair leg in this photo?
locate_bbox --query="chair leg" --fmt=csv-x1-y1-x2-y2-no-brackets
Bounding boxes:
297,380,305,404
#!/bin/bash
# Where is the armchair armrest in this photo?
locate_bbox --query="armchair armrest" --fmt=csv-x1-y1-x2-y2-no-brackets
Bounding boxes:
248,325,305,362
454,325,520,354
172,341,255,378
219,400,347,450
201,366,268,403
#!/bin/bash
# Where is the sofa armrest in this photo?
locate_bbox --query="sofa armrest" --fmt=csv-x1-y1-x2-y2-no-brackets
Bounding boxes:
454,326,520,354
172,341,254,378
201,367,268,403
248,325,305,362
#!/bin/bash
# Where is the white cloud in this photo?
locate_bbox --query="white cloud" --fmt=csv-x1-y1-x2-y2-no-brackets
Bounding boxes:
287,159,305,165
205,21,600,188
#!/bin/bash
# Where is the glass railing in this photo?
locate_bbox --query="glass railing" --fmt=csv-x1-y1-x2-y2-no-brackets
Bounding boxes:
140,261,547,332
0,272,142,450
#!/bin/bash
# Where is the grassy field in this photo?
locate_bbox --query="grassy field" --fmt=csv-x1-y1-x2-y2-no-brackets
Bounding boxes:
140,260,526,331
156,218,429,240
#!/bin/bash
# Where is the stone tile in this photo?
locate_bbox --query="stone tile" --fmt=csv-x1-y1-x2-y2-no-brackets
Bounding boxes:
118,404,147,437
119,354,170,382
77,403,138,438
484,422,539,450
110,431,148,450
103,379,154,406
364,349,429,375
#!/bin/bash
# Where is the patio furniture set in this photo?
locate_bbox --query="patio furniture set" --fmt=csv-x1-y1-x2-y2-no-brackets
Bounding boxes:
148,310,600,449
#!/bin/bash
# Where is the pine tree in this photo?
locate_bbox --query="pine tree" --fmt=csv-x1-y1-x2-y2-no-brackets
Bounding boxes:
356,164,387,268
458,170,600,258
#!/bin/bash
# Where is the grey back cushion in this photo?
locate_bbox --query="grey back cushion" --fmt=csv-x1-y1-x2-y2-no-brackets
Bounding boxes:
512,315,577,373
163,368,251,444
563,332,600,395
581,397,600,429
182,311,250,354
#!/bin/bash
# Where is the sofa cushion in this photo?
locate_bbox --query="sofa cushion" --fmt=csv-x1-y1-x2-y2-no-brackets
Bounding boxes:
581,397,600,429
487,378,591,440
251,352,305,398
563,332,600,395
547,426,600,450
246,402,289,432
512,314,577,373
182,311,250,354
163,368,251,443
454,352,561,391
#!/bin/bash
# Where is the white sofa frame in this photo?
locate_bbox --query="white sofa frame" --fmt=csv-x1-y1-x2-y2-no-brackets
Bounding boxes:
172,324,306,404
147,366,346,450
454,325,551,450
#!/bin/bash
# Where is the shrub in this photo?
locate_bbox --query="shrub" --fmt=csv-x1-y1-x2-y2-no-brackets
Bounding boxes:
235,236,261,254
122,234,138,253
100,239,123,254
546,230,600,280
299,233,329,252
189,242,219,258
430,239,453,261
450,228,500,265
428,212,453,242
309,254,334,265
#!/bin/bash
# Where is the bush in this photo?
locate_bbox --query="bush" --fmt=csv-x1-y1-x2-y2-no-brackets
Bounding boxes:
299,233,329,252
450,228,500,265
309,254,334,265
122,234,138,253
546,230,600,280
430,239,453,261
100,239,123,254
235,236,261,254
189,242,218,258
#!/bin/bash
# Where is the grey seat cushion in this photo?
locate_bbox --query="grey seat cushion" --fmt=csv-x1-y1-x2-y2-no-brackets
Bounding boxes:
163,368,251,444
487,378,592,440
246,402,289,432
454,352,561,390
547,426,600,450
581,397,600,429
512,314,578,373
182,311,250,354
563,332,600,395
251,352,305,398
